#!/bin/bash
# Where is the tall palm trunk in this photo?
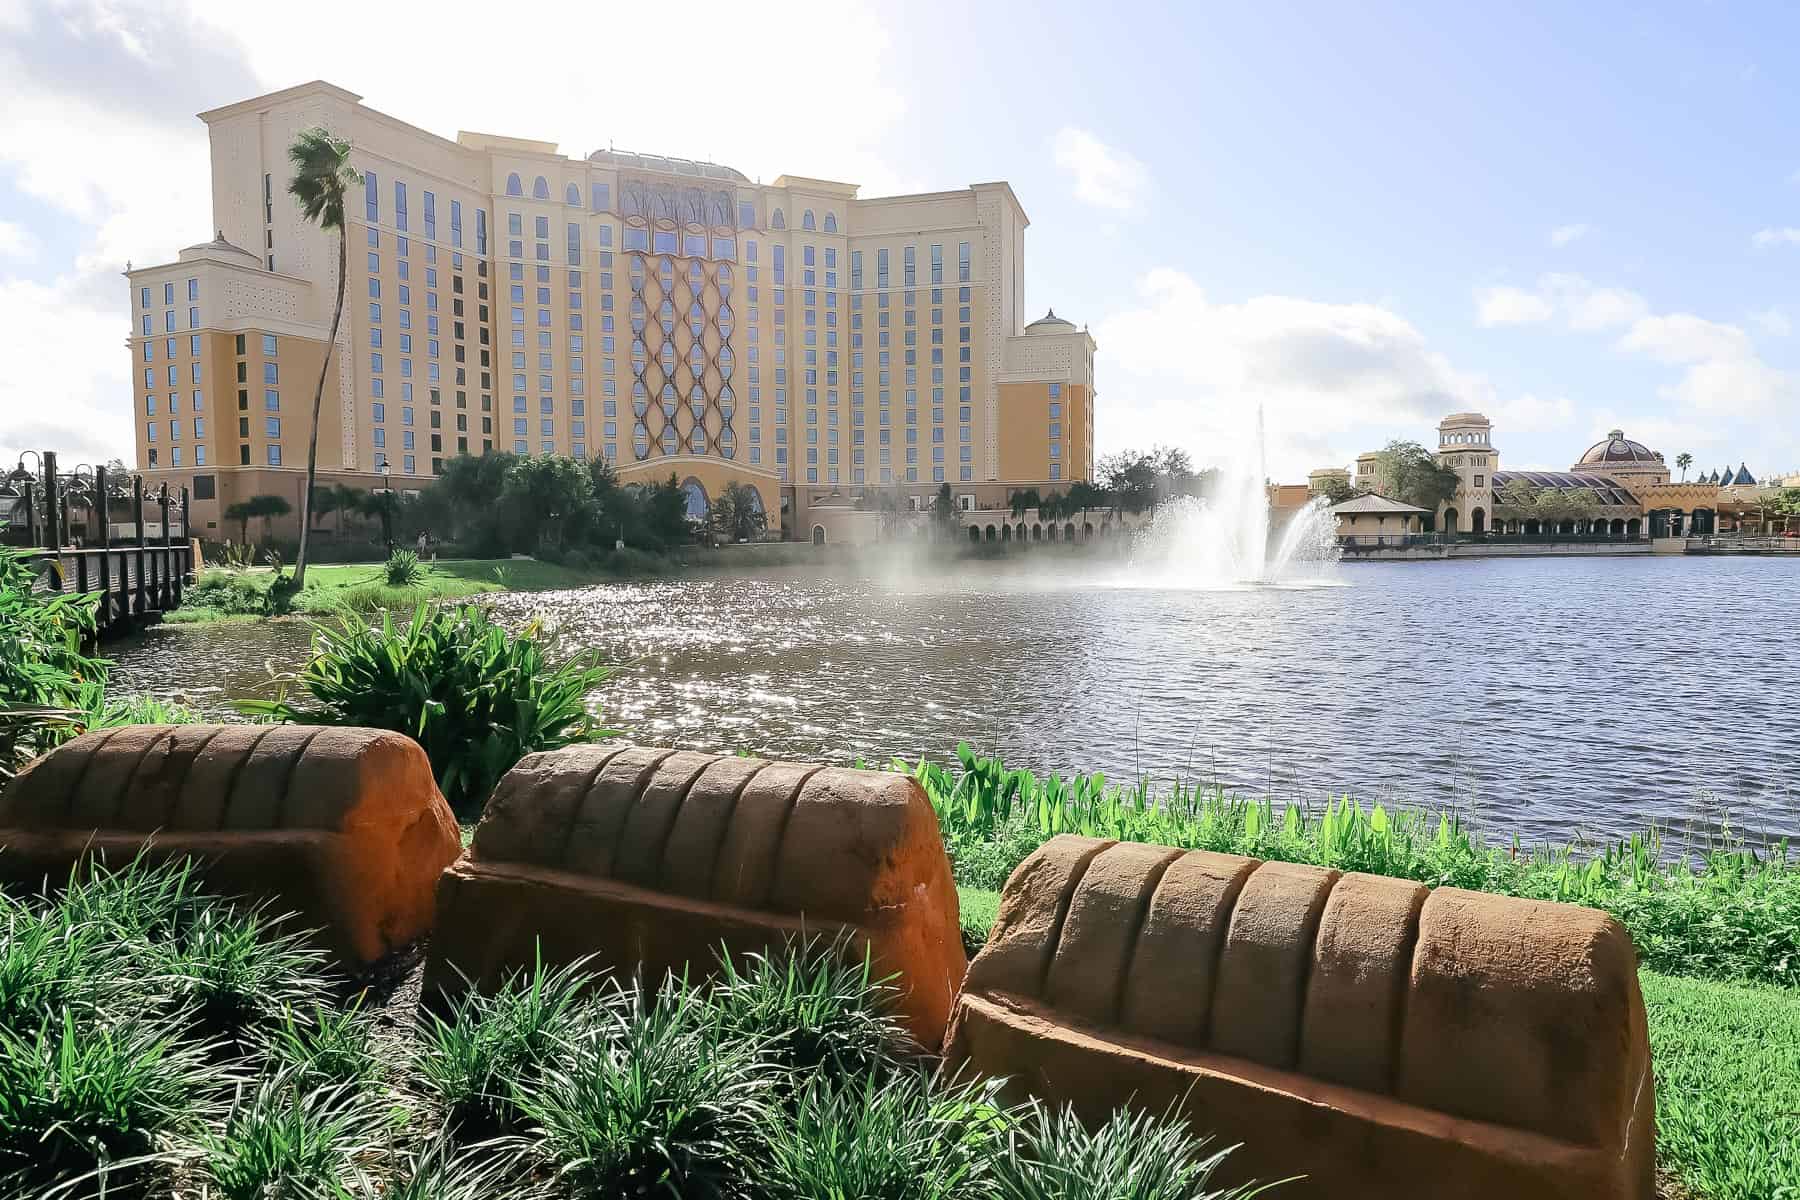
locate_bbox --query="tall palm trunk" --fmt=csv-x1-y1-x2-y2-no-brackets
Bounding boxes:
294,226,347,587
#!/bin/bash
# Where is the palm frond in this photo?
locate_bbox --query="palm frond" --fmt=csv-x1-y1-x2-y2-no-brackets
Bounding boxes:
285,127,361,232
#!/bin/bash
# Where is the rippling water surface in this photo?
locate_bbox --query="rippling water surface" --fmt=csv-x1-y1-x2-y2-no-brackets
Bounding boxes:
108,555,1800,845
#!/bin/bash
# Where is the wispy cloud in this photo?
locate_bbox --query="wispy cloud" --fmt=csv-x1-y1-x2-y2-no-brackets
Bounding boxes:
1052,127,1150,211
1549,223,1589,247
0,220,33,259
1475,285,1553,326
1750,307,1791,337
1752,227,1800,249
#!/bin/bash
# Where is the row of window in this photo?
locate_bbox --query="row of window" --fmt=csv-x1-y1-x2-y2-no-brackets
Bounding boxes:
138,279,198,308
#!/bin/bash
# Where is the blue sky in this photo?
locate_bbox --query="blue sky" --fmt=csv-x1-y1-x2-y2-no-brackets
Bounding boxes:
2,0,1795,481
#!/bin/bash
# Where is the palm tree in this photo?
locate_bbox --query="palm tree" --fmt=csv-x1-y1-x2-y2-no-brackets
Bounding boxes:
1676,452,1693,482
285,127,361,588
324,483,361,536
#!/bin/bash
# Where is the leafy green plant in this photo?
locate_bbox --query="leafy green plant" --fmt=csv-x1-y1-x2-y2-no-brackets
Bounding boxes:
414,953,598,1137
383,548,425,587
511,981,778,1199
0,547,106,776
239,603,615,815
992,1102,1286,1200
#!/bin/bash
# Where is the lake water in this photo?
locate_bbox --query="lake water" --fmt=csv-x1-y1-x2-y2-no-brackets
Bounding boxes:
108,554,1800,848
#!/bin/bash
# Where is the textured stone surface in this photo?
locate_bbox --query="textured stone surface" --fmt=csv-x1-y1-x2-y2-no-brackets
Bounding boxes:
0,725,460,964
944,835,1655,1200
427,748,966,1047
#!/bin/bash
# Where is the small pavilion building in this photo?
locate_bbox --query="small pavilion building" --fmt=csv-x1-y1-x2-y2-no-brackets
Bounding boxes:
1327,493,1430,539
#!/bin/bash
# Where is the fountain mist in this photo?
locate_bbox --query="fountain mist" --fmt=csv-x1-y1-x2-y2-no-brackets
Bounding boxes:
1124,407,1342,589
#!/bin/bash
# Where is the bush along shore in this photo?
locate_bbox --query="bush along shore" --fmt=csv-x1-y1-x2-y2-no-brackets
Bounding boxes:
0,857,1274,1200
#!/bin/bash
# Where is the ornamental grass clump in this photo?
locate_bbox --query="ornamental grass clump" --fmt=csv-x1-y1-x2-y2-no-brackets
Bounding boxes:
414,953,597,1138
383,547,425,587
992,1103,1287,1200
710,937,916,1083
0,1007,213,1196
192,1073,382,1200
753,1070,1010,1200
510,981,778,1200
240,603,614,815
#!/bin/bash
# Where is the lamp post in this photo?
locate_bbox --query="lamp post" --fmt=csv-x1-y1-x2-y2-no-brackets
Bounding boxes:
379,461,394,553
9,452,41,547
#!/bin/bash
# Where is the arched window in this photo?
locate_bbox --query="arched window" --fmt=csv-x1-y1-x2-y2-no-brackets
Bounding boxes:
532,176,550,200
801,209,816,231
771,208,785,229
505,173,523,197
565,182,580,206
823,212,837,233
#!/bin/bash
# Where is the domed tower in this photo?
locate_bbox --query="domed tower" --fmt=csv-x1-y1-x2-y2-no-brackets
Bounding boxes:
1571,430,1669,487
1434,412,1496,534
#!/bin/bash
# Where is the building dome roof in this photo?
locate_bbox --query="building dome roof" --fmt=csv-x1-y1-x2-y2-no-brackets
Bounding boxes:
1024,308,1076,334
1577,429,1663,466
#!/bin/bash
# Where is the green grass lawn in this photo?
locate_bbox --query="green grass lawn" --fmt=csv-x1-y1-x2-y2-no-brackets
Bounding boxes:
165,557,608,624
957,886,1800,1200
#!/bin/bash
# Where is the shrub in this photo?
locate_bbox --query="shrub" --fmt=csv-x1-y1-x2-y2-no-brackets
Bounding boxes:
384,548,425,587
0,546,105,776
414,954,597,1137
241,603,614,815
710,938,916,1082
511,982,778,1199
182,570,274,617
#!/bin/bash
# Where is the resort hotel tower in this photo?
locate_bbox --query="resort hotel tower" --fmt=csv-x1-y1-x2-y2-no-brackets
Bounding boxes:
124,81,1097,542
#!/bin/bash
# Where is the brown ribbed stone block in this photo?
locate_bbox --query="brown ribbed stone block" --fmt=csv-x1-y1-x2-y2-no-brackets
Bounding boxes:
943,835,1655,1200
0,725,460,964
426,747,966,1047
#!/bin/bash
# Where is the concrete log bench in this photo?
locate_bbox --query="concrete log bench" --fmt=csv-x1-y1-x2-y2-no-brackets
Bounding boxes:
424,746,967,1047
0,724,461,965
945,835,1654,1200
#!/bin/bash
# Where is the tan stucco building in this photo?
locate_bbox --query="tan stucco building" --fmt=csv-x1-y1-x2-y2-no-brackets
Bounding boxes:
125,81,1096,541
1334,418,1782,540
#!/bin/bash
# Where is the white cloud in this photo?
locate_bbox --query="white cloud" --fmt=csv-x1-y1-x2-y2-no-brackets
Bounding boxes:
0,220,33,259
1549,223,1589,247
1616,313,1754,366
1476,273,1648,332
1752,228,1800,249
1051,127,1150,212
1487,393,1576,434
1475,285,1552,326
1540,273,1649,331
1750,307,1791,337
1095,269,1501,477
